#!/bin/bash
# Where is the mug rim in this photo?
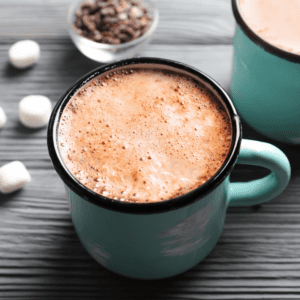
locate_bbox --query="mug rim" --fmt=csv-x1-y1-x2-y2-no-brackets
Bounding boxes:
47,57,241,214
232,0,300,64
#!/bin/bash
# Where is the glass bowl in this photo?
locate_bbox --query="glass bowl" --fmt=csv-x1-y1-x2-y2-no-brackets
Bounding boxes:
67,0,159,63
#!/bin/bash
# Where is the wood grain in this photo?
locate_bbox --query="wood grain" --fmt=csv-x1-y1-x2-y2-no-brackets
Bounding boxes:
1,0,300,299
0,0,236,44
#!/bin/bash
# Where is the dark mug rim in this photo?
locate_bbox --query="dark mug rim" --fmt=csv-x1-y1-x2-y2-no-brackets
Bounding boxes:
47,57,241,214
232,0,300,64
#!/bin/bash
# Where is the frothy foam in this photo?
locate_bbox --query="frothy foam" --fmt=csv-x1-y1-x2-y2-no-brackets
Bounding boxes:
239,0,300,54
58,68,232,203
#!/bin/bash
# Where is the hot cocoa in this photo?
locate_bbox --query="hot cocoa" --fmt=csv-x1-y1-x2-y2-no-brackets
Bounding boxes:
58,67,232,203
239,0,300,54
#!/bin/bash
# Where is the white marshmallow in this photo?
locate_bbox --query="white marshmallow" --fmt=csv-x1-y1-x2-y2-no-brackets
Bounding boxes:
0,161,31,194
9,40,40,69
0,106,7,128
19,95,52,128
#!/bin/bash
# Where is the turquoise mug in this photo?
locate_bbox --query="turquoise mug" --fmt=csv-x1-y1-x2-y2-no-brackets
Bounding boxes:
47,58,291,279
230,0,300,144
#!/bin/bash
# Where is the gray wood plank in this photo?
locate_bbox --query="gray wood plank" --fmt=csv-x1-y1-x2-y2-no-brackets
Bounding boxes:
0,170,300,253
0,42,234,103
1,0,300,298
0,0,235,44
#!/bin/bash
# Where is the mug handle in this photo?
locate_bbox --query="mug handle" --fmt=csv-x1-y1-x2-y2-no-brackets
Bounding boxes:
227,139,291,207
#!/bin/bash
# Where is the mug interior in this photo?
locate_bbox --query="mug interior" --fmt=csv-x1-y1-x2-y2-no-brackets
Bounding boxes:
232,0,300,63
47,57,241,214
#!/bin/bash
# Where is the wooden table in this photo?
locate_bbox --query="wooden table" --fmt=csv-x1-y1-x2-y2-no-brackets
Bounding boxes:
1,0,300,299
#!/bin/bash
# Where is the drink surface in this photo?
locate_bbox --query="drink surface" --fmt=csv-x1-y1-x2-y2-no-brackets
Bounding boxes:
58,68,232,203
239,0,300,54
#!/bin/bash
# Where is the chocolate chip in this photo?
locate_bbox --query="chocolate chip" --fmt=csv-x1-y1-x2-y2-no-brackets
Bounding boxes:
103,16,119,24
108,0,119,7
94,15,102,28
129,6,143,18
118,12,128,20
96,1,109,8
102,7,115,16
80,29,90,37
111,38,121,44
118,33,131,42
117,1,131,12
90,4,101,14
121,26,135,36
134,30,142,38
102,36,115,44
131,0,140,6
93,30,103,41
140,17,147,26
129,19,142,29
102,31,114,37
73,26,83,35
75,19,83,28
82,15,96,31
81,3,93,10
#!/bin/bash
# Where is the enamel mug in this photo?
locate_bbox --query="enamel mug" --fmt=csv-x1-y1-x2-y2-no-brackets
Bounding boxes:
230,0,300,144
48,58,291,279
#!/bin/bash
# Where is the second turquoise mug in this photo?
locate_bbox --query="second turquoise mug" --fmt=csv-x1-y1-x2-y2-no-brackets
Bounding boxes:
47,58,291,279
230,0,300,144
